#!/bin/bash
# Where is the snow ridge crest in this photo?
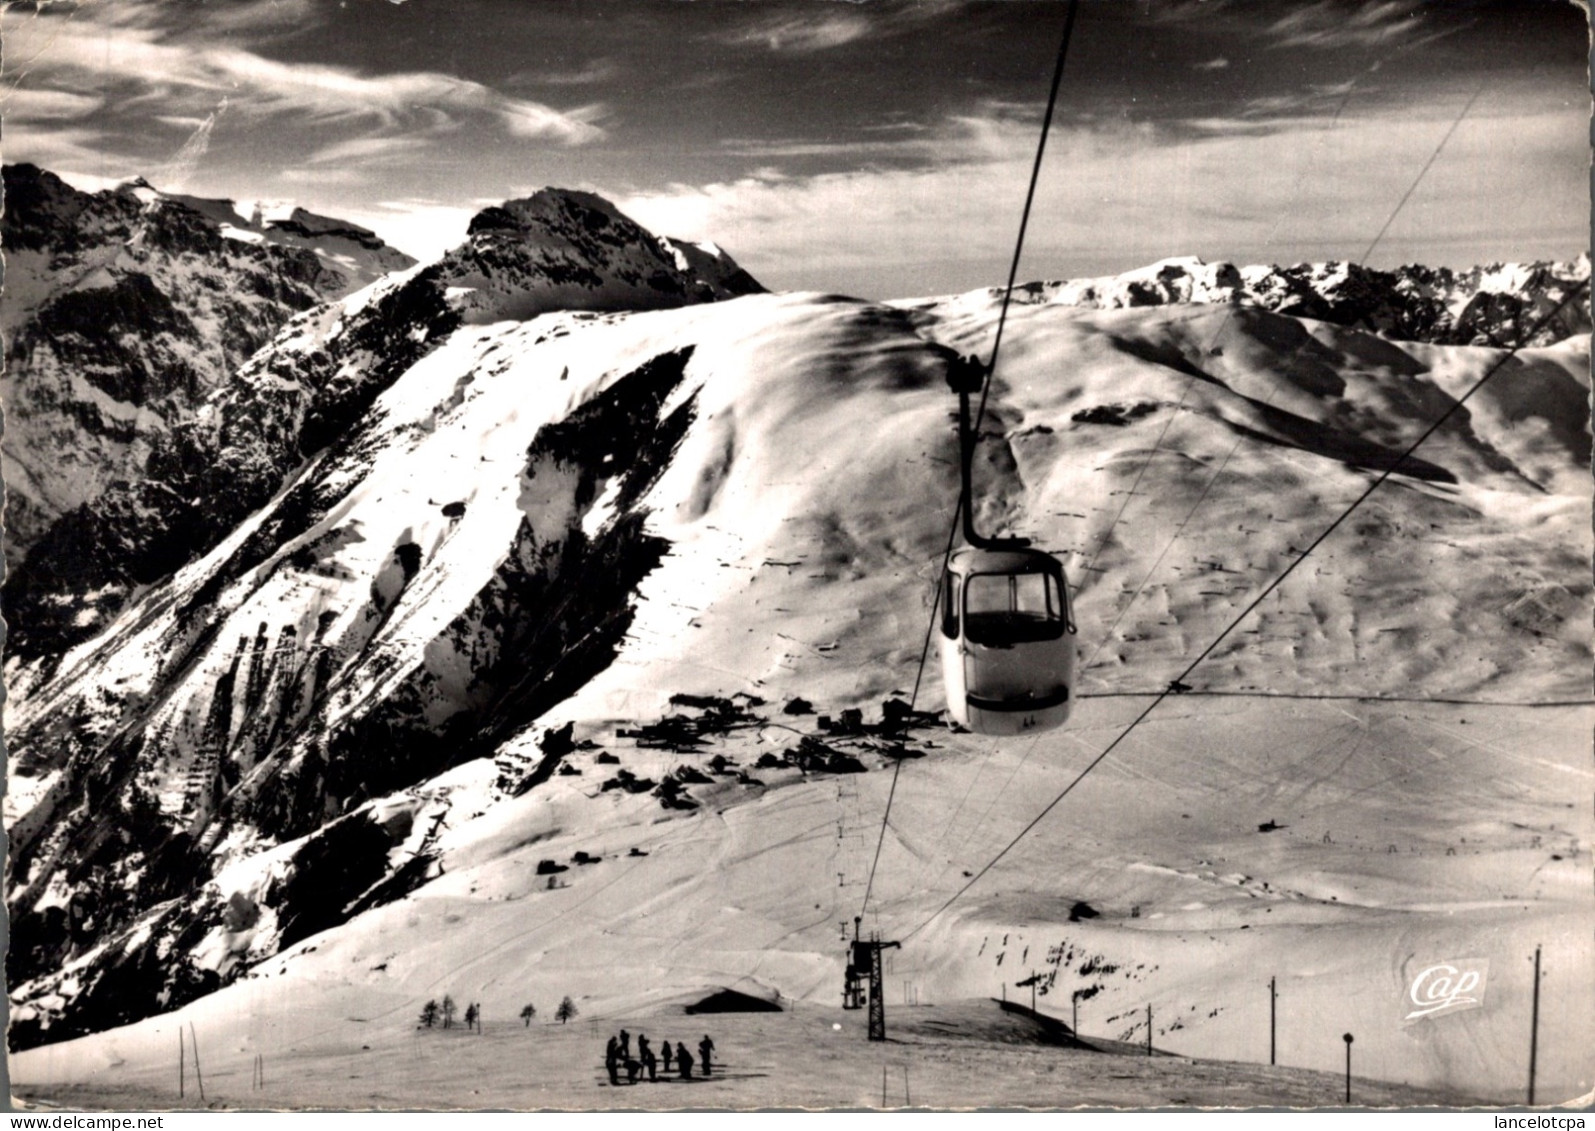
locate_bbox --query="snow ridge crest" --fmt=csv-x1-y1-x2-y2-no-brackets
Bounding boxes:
939,254,1592,348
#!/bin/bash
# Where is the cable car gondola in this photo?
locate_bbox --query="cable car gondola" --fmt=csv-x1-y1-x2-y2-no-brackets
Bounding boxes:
938,355,1077,736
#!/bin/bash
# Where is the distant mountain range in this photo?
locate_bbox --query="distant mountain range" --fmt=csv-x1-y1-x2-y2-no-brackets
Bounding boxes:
911,253,1591,349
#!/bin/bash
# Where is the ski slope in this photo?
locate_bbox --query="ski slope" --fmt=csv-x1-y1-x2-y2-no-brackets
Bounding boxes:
10,283,1591,1105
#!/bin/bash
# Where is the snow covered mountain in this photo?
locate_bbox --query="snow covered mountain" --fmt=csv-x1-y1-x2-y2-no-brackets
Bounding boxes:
915,254,1592,349
2,181,764,661
0,165,417,565
4,189,1589,1102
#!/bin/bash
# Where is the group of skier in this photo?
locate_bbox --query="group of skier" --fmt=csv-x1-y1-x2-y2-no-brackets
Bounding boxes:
604,1028,716,1085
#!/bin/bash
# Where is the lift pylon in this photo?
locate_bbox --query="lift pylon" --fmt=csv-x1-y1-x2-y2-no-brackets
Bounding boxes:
843,918,901,1040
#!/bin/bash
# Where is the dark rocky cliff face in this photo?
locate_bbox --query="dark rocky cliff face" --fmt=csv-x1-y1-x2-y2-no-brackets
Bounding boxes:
1,163,416,566
1240,260,1590,347
3,177,763,662
3,263,463,661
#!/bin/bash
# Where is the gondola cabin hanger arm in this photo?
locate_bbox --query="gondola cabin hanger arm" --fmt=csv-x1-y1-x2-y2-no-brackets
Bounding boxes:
939,354,1077,737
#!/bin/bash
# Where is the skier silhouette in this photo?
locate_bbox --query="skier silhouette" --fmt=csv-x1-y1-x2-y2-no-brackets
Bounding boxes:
699,1035,715,1077
677,1043,695,1079
604,1036,620,1085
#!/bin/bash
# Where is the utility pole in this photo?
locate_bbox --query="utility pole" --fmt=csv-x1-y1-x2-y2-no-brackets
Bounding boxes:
866,935,901,1041
1342,1033,1354,1105
1146,1005,1153,1057
1269,976,1277,1066
1528,945,1542,1106
1072,993,1078,1038
190,1022,206,1102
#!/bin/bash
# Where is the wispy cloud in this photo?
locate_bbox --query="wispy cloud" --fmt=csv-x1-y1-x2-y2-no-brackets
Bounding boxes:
618,96,1586,297
1264,1,1434,51
716,101,1054,167
1225,82,1360,125
0,86,104,120
1147,0,1460,63
516,59,621,87
715,135,935,161
153,96,228,193
1,3,607,150
165,0,321,36
306,135,432,167
153,113,217,131
2,125,119,180
717,8,873,54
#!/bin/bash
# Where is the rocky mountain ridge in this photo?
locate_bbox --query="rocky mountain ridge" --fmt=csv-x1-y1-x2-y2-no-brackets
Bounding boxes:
3,175,764,661
908,254,1591,349
0,163,417,564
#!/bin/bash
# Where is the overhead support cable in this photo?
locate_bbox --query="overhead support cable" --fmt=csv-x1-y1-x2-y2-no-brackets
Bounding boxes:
862,0,1082,920
902,276,1591,942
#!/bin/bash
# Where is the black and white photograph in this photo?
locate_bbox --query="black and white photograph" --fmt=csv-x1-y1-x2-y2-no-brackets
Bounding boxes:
1,0,1590,1111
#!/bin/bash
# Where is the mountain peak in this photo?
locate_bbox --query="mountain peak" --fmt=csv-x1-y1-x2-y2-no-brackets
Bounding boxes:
441,186,763,323
466,186,630,235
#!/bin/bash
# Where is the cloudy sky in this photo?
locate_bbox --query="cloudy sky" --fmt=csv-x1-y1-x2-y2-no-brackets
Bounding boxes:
3,0,1587,297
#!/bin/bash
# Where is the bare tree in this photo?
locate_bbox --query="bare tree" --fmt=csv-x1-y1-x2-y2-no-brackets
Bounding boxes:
442,995,458,1029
